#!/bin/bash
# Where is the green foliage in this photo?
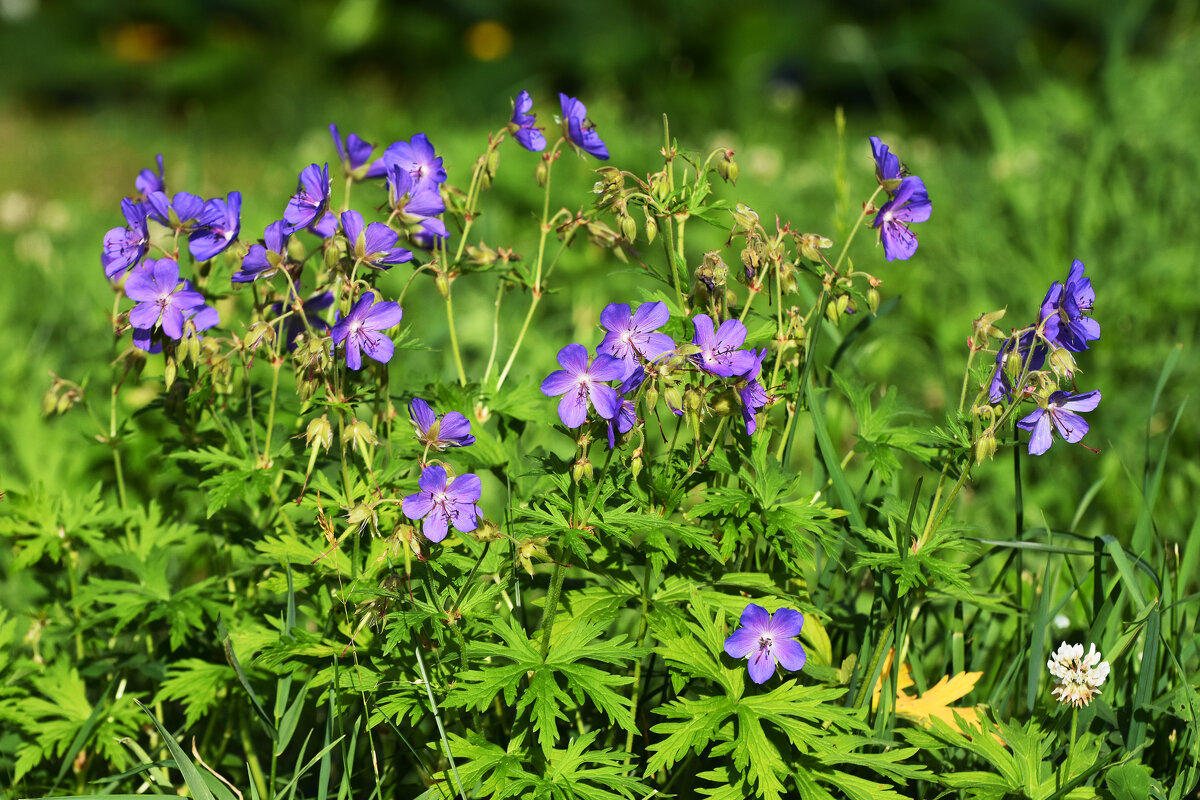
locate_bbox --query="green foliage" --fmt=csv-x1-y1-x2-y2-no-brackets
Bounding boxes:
4,28,1200,799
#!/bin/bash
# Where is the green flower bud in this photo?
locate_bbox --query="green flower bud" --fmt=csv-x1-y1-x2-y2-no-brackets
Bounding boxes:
643,384,659,413
164,354,177,391
535,158,549,188
867,287,881,314
683,385,702,413
620,213,637,243
716,150,738,184
975,430,998,464
710,389,736,417
435,273,451,299
573,457,593,483
644,209,658,244
825,299,840,325
664,385,684,413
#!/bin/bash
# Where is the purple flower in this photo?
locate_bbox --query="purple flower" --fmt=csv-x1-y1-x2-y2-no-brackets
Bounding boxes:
509,90,546,152
283,164,331,235
146,190,206,229
383,134,446,190
1018,390,1101,456
402,465,481,542
330,291,403,370
387,164,446,220
1038,259,1099,353
102,198,150,280
125,258,208,348
690,314,756,377
869,136,902,189
606,398,637,449
188,191,242,262
409,398,475,450
136,154,165,197
330,123,386,180
598,301,676,376
271,291,332,349
724,603,807,684
872,176,931,262
309,211,338,238
739,379,769,435
540,343,625,428
560,93,609,161
341,210,413,271
234,220,290,283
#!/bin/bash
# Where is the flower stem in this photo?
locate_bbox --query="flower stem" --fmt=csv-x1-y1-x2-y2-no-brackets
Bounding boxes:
496,147,558,391
443,286,468,386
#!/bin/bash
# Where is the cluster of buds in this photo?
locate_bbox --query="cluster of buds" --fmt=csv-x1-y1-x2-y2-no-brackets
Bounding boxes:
41,372,84,417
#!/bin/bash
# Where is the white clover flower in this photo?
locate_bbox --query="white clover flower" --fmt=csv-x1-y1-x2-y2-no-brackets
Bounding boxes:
1047,641,1110,708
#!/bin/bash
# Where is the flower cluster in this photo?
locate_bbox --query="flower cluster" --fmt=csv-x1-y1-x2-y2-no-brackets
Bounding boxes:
984,260,1101,456
1047,641,1110,708
541,302,771,448
99,157,232,352
868,137,932,261
402,398,481,543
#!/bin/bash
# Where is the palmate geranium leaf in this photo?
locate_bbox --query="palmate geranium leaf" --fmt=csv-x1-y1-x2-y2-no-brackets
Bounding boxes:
448,616,644,756
445,729,649,800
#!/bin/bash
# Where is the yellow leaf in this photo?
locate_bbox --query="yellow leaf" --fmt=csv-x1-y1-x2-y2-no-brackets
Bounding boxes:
872,648,986,728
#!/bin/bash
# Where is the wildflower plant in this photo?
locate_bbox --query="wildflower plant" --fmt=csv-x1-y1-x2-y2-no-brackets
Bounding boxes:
6,91,1193,800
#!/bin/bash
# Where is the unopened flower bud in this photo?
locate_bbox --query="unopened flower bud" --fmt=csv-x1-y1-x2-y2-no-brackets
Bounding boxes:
710,389,736,417
572,457,593,483
306,415,333,452
650,171,669,202
644,209,658,244
435,273,451,299
40,386,57,416
683,385,702,413
825,299,840,325
535,158,549,188
716,150,738,184
836,294,851,317
664,385,684,413
630,447,643,479
164,354,177,390
619,213,637,243
867,287,881,314
485,147,500,181
643,384,659,412
975,430,998,464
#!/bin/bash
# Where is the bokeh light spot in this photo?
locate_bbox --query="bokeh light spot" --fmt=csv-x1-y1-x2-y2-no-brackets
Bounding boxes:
465,20,512,62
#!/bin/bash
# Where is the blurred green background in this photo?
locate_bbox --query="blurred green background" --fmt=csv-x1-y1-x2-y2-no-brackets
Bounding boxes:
2,0,1197,552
